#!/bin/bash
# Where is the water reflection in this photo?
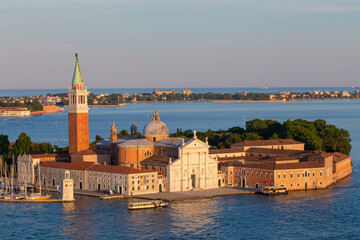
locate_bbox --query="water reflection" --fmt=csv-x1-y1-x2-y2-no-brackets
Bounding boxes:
59,196,98,239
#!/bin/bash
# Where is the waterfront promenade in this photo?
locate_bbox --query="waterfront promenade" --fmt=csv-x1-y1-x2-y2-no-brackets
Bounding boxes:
45,186,254,201
135,187,255,201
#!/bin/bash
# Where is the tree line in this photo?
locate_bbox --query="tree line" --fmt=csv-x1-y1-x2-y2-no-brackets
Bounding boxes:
0,119,352,160
0,99,43,112
170,119,352,155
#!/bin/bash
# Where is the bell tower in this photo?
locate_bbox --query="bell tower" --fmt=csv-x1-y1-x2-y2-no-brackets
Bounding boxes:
68,53,89,154
111,120,117,143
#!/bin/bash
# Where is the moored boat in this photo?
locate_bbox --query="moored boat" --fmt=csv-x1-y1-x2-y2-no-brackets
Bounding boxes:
262,186,288,196
128,201,168,210
25,193,51,200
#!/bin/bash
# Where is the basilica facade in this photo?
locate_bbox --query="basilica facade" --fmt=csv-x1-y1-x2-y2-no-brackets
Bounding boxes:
96,111,219,192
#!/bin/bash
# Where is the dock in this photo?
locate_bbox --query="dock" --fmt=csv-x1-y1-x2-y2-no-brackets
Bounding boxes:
42,186,254,201
135,187,255,201
45,186,129,200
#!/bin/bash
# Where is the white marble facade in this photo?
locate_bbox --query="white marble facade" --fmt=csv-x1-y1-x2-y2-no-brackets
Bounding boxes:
167,138,218,192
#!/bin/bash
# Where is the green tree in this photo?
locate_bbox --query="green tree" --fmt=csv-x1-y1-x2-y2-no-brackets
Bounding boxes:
0,134,10,156
31,142,53,153
54,145,69,153
117,130,131,138
95,135,104,143
13,132,32,155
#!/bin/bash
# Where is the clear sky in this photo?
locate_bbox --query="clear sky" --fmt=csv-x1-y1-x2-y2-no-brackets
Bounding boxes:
0,0,359,89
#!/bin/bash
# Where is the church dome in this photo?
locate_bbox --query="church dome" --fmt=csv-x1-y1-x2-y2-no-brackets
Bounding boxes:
143,109,169,137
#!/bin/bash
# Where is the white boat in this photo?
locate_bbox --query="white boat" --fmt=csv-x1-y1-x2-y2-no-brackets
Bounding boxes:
128,201,168,210
262,186,288,195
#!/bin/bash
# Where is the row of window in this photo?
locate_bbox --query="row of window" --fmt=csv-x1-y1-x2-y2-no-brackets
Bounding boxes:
227,169,323,180
277,171,322,179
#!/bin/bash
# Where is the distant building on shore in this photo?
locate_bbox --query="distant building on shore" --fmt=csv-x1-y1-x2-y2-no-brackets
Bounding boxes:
182,88,192,96
0,107,30,117
153,88,177,95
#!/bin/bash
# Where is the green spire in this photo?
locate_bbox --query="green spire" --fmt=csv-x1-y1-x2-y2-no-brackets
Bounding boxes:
72,53,83,84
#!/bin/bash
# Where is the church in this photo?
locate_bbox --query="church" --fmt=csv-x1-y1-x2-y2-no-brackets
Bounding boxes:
96,110,219,192
66,53,220,193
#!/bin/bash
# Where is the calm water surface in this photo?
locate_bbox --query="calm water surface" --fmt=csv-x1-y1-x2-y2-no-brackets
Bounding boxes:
0,99,359,239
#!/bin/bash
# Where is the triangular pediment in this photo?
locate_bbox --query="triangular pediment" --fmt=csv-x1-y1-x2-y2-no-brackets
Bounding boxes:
183,138,209,149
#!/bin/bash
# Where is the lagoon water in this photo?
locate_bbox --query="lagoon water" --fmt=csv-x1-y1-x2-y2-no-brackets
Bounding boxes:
1,99,360,239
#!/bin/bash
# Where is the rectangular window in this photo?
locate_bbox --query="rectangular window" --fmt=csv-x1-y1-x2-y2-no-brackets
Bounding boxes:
265,173,268,178
320,171,323,177
290,173,293,178
313,172,315,177
270,173,273,179
284,173,286,178
278,173,281,179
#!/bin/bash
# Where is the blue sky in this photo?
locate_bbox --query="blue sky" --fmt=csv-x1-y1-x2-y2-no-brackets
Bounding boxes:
0,0,359,89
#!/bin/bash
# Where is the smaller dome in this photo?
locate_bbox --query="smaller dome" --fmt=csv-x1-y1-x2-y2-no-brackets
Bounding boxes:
143,109,169,137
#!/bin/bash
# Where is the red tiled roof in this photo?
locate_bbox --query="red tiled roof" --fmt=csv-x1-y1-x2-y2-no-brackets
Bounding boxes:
40,161,94,170
40,161,156,174
221,160,323,170
245,147,305,155
209,148,244,154
332,152,351,163
71,149,108,156
232,139,304,147
218,156,260,162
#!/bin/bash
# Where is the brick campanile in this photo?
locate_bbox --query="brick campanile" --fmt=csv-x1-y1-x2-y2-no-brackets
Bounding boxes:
68,53,89,154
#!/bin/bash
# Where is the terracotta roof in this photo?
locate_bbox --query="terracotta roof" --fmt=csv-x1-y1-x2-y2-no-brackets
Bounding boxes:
264,156,299,162
40,161,94,170
291,150,330,162
209,148,244,154
31,153,60,158
141,155,172,166
218,156,260,162
245,148,305,155
331,152,351,163
231,139,304,147
273,161,323,170
40,161,156,174
221,160,323,170
88,164,156,174
71,149,108,155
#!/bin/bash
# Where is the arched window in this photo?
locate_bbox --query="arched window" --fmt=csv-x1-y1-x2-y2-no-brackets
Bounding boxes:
145,151,152,156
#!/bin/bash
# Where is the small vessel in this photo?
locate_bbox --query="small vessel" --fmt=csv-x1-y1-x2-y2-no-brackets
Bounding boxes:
26,193,51,200
258,87,269,90
262,186,288,196
25,163,51,200
128,201,168,210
